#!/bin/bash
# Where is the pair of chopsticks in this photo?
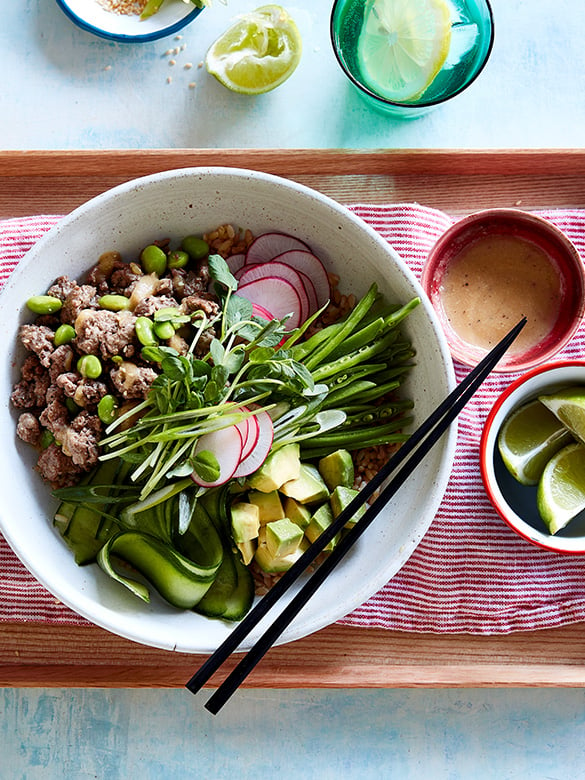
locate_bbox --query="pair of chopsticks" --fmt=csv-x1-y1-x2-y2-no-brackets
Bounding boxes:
186,317,526,714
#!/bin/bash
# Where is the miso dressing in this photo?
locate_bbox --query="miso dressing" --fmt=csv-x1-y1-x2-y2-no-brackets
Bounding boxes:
440,234,561,354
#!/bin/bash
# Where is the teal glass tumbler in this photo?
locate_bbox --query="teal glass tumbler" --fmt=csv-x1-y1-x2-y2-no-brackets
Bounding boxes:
330,0,495,119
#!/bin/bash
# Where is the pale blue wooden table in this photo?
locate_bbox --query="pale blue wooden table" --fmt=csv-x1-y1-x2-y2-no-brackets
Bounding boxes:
3,1,585,777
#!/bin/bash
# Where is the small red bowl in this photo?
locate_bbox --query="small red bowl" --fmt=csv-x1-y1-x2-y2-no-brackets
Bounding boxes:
481,360,585,553
421,209,585,372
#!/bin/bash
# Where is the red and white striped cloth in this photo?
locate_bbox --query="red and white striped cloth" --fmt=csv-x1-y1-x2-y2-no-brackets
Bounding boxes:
2,208,585,633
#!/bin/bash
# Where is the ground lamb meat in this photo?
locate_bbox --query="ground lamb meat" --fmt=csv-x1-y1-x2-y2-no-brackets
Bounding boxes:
48,344,74,381
75,309,138,359
109,265,143,295
36,443,85,487
61,411,102,468
39,399,69,441
110,361,157,399
133,294,181,318
56,373,108,409
180,267,211,298
46,275,80,302
181,294,220,319
19,324,55,368
11,359,51,409
60,284,99,325
16,413,42,446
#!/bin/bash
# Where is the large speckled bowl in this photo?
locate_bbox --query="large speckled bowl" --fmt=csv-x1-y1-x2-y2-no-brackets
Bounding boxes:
0,168,456,653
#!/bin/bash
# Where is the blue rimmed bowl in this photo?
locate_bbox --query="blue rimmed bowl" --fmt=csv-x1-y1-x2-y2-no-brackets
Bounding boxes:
56,0,203,43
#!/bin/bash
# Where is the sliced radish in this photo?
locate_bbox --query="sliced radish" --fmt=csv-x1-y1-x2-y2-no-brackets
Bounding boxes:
271,249,330,308
238,262,310,322
245,232,310,266
238,277,303,329
233,408,274,478
191,425,243,488
227,253,246,275
251,302,275,321
239,412,260,461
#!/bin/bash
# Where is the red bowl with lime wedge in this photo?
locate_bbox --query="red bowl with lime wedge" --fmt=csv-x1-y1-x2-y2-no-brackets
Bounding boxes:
481,360,585,553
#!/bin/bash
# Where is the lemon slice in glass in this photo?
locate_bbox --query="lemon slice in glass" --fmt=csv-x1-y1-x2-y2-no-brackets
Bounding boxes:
356,0,452,102
537,442,585,534
205,5,302,95
539,388,585,446
497,399,574,486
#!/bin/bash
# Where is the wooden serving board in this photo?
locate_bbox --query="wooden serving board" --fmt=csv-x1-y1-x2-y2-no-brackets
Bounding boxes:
2,148,585,690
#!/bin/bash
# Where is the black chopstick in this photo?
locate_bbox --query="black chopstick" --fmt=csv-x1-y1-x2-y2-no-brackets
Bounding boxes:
186,317,526,712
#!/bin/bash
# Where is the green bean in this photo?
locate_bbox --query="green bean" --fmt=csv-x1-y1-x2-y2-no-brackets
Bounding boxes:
140,245,167,276
26,295,62,315
77,354,102,379
135,317,158,347
326,317,386,361
304,283,378,371
311,330,399,382
99,294,130,311
54,323,76,346
97,394,119,425
181,235,209,261
167,250,189,269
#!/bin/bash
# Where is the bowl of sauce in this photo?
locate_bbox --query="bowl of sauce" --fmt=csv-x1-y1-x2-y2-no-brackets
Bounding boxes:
421,209,585,371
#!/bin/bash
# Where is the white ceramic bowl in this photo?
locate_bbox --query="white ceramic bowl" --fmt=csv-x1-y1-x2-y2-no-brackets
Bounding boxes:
0,167,456,653
56,0,203,43
481,360,585,553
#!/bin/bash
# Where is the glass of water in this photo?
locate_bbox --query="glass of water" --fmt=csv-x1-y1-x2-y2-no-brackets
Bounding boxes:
330,0,494,119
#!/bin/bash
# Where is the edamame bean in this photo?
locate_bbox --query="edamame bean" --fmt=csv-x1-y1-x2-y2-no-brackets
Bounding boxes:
77,354,102,379
98,294,130,311
140,245,167,276
54,323,76,346
153,320,175,340
97,394,119,425
65,397,80,416
26,295,62,315
181,235,209,261
167,250,189,269
135,316,158,346
40,429,55,449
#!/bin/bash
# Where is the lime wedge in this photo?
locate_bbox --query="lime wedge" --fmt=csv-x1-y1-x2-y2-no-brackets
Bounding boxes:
539,388,585,446
205,5,302,95
537,442,585,534
356,0,452,102
497,399,574,486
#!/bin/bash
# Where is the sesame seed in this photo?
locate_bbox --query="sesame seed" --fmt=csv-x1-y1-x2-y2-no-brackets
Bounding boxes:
184,62,193,70
169,59,176,66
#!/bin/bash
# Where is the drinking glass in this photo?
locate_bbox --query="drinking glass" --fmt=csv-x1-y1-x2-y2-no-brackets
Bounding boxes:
330,0,494,118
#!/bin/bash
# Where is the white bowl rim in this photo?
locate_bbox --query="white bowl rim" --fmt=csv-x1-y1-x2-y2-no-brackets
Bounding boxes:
55,0,203,42
0,166,458,652
481,359,585,553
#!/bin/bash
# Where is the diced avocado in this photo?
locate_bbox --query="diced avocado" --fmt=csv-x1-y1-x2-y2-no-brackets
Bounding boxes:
248,490,285,524
254,539,308,573
283,496,312,529
230,501,260,544
237,539,257,566
280,463,329,504
247,443,301,493
265,518,304,558
318,448,355,491
305,503,338,551
330,485,366,529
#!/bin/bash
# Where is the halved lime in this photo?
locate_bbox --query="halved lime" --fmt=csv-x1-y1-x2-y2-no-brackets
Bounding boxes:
537,441,585,534
205,5,302,95
539,387,585,446
356,0,452,103
497,399,573,486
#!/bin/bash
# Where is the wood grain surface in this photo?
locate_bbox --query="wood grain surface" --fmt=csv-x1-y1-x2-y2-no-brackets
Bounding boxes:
2,148,585,689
